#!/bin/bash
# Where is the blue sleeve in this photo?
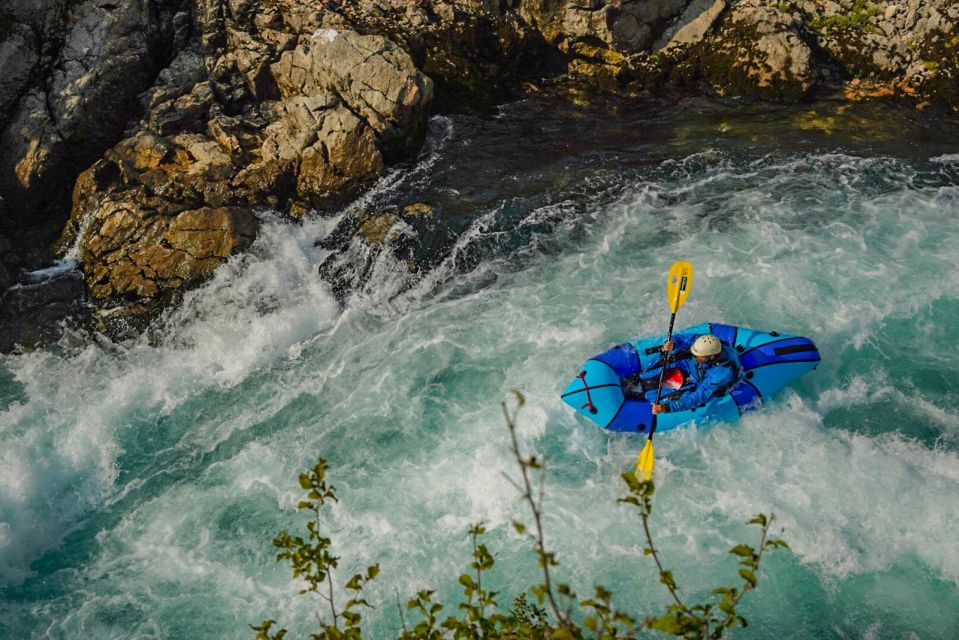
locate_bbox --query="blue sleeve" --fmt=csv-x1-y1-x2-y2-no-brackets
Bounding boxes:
671,333,698,353
666,363,735,412
640,334,699,382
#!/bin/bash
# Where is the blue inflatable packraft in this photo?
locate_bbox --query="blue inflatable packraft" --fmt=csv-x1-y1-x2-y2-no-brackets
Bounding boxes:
561,322,820,433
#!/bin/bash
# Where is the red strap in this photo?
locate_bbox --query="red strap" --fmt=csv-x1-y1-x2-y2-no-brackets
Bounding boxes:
577,371,597,414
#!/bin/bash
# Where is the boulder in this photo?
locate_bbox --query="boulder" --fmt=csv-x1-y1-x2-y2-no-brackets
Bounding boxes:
272,29,433,154
79,200,258,301
654,0,727,52
689,0,817,101
55,25,433,313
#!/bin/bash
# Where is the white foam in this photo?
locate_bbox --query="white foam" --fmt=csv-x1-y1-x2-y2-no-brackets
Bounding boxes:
3,151,959,637
930,153,959,163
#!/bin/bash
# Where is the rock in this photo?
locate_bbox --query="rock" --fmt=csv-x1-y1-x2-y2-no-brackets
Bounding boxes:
0,269,86,352
79,200,258,301
402,202,435,217
316,202,454,303
358,213,402,245
272,29,433,153
655,0,728,52
819,31,908,79
0,24,38,117
0,0,178,267
688,0,816,101
54,23,432,311
0,260,11,290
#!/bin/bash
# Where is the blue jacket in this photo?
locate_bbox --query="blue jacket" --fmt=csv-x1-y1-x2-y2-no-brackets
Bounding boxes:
640,334,739,412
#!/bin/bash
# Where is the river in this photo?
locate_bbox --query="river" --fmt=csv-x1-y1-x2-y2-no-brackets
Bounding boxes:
2,95,958,638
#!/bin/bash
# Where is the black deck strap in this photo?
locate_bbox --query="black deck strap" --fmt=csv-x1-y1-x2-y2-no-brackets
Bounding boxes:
774,343,819,356
743,359,822,371
644,345,663,355
737,336,797,359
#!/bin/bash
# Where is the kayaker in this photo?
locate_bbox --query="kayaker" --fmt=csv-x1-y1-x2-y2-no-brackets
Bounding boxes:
647,334,739,414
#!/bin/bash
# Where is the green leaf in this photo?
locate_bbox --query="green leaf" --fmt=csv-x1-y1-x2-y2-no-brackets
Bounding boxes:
748,514,767,526
647,613,683,634
512,520,526,535
659,570,676,590
552,627,575,640
298,475,312,490
730,544,755,557
458,574,475,588
739,569,757,587
719,597,735,615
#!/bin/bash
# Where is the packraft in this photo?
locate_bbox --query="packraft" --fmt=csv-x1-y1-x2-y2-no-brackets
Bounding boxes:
561,322,820,433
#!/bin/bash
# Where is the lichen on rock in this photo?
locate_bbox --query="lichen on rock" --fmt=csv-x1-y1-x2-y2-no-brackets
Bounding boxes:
686,0,817,101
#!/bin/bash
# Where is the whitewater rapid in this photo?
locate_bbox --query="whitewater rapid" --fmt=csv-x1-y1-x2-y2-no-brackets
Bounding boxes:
2,104,959,638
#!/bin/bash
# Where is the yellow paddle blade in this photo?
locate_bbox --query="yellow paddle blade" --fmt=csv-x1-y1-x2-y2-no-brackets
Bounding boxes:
666,260,694,314
635,438,655,481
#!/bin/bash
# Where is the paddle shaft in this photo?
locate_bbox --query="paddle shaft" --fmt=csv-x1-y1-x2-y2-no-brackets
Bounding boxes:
647,311,678,438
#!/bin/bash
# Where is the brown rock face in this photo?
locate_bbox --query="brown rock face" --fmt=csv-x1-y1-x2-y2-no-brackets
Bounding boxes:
56,23,432,309
79,198,258,301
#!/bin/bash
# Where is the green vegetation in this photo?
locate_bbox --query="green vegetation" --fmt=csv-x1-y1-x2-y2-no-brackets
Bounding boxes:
253,393,789,639
808,0,881,34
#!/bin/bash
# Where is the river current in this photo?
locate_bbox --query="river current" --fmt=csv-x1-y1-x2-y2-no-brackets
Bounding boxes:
1,96,958,638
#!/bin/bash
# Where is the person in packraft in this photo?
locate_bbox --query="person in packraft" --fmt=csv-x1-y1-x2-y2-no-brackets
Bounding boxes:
638,334,739,414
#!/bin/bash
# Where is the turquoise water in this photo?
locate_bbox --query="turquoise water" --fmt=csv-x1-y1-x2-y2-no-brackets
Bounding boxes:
2,98,959,638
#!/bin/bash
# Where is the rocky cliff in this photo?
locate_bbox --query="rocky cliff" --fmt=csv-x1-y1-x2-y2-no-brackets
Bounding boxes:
0,0,957,347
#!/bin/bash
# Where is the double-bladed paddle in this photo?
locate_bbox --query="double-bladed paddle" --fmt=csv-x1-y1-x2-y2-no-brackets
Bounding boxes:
635,260,694,481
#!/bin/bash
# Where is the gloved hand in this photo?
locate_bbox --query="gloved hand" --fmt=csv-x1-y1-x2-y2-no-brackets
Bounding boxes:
661,341,674,352
651,403,668,414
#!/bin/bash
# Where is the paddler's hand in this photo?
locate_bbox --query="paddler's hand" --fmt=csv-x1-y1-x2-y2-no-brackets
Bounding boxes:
651,403,667,414
661,341,674,352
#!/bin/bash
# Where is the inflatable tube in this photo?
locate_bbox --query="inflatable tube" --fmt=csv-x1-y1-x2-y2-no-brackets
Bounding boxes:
560,322,820,434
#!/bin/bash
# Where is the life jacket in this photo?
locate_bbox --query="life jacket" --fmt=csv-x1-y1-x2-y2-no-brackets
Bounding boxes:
670,347,740,402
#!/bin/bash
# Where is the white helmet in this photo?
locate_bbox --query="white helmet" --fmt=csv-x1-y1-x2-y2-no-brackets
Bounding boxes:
691,334,722,357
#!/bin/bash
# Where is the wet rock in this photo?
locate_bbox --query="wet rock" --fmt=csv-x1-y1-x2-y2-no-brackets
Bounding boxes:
0,260,11,290
316,202,453,303
79,201,258,301
56,25,432,311
0,269,86,352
